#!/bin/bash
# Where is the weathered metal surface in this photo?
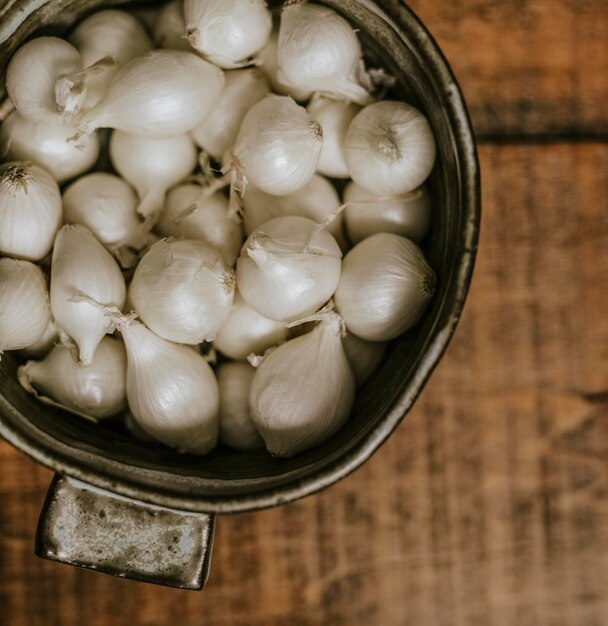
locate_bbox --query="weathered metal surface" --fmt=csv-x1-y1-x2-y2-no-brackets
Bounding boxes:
35,475,215,590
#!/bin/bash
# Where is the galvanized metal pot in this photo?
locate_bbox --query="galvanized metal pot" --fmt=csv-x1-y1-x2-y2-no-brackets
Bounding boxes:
0,0,480,589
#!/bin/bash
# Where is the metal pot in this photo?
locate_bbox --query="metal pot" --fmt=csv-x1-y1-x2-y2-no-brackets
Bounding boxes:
0,0,480,589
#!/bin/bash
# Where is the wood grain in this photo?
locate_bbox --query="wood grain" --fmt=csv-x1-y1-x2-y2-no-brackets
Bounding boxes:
406,0,608,138
1,142,607,625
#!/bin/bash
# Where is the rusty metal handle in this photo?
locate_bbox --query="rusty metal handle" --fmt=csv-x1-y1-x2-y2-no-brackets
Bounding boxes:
35,475,215,590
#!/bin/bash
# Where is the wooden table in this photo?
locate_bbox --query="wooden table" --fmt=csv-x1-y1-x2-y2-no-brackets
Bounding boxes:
1,1,607,624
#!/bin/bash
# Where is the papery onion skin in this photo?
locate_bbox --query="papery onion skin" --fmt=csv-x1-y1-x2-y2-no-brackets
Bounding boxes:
257,28,313,103
20,319,59,359
234,95,323,196
344,182,431,245
236,216,342,322
345,101,436,196
122,320,219,455
335,233,436,341
214,292,288,360
69,10,153,107
18,337,128,419
184,0,272,68
0,258,50,354
6,37,82,124
129,239,235,344
109,130,197,220
217,362,264,451
249,315,355,457
157,185,243,267
192,68,270,160
342,331,386,386
307,96,360,179
278,4,370,105
155,0,192,52
63,173,148,254
0,162,62,261
0,111,100,184
241,175,347,251
78,50,225,137
51,225,127,366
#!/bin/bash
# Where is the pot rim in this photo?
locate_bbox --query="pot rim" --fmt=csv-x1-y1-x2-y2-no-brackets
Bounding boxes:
0,0,481,514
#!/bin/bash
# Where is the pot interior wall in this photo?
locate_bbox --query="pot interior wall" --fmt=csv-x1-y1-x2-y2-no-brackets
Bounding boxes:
0,0,471,505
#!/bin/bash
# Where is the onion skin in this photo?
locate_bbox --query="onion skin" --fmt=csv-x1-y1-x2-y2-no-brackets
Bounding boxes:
335,233,436,341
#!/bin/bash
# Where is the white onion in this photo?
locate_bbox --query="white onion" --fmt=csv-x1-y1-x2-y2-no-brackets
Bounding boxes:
0,162,62,261
335,233,435,341
345,101,436,195
236,216,342,322
156,184,243,267
278,4,370,105
20,319,59,359
62,173,148,262
69,10,153,107
6,37,83,124
18,337,127,420
121,320,219,455
257,28,312,103
191,68,270,160
241,175,347,250
342,332,386,386
155,0,192,52
51,225,126,365
214,292,288,360
344,182,431,244
0,111,100,184
109,130,197,221
0,258,50,355
184,0,272,68
234,95,323,196
307,96,360,179
249,312,355,457
129,239,235,344
217,362,264,451
78,50,225,137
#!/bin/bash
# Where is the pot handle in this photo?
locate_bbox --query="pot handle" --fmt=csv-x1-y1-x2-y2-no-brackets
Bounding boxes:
35,474,215,590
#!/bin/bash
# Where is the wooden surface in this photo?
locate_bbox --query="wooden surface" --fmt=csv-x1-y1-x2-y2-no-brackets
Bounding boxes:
1,1,607,625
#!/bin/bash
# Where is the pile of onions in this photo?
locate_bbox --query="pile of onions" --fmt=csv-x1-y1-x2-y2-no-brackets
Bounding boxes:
0,2,438,459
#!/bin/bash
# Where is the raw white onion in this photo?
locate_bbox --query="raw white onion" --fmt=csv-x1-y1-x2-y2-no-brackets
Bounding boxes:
129,239,235,344
0,111,100,184
51,225,126,365
217,362,264,451
78,50,225,137
191,68,270,160
69,10,153,106
184,0,272,68
249,312,355,457
344,182,431,244
236,216,342,322
20,319,59,359
342,332,386,386
156,184,243,267
109,130,197,221
335,233,435,341
6,37,83,123
214,292,288,360
18,337,127,420
234,95,323,196
0,258,50,355
155,0,192,52
345,101,436,195
0,162,62,261
257,27,312,103
62,173,148,263
307,96,360,179
241,175,347,250
278,3,370,105
121,320,219,454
